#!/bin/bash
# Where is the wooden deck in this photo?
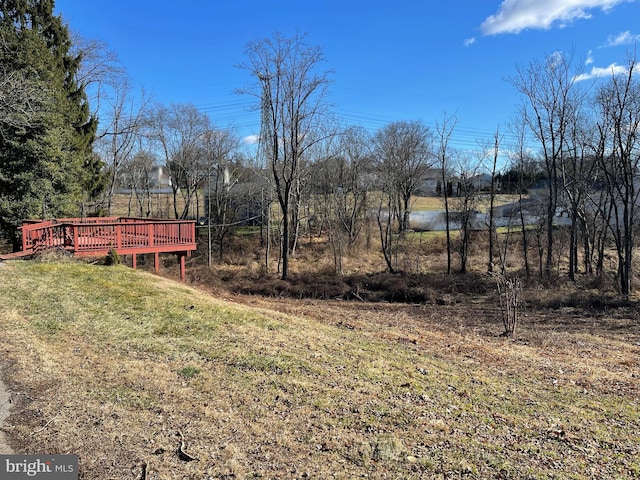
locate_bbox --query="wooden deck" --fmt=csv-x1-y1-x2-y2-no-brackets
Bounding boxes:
0,217,197,281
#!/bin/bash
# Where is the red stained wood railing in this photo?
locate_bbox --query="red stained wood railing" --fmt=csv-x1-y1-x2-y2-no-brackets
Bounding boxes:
18,217,196,257
5,217,197,281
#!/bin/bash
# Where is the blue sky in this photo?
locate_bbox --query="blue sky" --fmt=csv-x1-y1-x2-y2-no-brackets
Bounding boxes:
54,0,639,154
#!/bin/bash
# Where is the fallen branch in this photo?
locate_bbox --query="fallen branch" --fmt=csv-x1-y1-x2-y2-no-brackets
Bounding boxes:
31,412,60,436
176,430,198,462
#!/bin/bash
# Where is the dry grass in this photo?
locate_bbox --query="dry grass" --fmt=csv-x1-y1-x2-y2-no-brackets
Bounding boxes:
412,194,520,212
0,258,638,479
104,193,516,218
412,196,446,211
102,192,202,218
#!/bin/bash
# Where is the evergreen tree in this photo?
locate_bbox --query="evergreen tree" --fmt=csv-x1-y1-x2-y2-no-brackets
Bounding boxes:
0,0,100,247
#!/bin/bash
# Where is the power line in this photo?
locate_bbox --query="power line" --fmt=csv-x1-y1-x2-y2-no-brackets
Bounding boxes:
191,100,537,154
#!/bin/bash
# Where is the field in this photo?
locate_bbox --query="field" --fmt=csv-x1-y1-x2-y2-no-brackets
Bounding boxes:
412,194,519,212
0,255,638,479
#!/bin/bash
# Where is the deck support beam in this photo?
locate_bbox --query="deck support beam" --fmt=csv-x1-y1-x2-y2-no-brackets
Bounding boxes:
179,253,186,282
132,254,137,270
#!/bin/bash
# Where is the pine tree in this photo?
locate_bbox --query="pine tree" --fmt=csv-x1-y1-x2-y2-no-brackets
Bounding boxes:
0,0,100,247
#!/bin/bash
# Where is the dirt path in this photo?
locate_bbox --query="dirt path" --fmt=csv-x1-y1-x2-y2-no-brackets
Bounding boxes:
0,372,13,453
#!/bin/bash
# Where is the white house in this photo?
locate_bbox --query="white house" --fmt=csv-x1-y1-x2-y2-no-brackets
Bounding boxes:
149,165,172,189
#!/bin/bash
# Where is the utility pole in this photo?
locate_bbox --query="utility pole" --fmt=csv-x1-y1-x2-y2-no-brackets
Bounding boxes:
207,158,212,268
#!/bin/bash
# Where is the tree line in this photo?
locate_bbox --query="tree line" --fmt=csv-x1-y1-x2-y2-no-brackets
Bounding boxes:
1,2,639,297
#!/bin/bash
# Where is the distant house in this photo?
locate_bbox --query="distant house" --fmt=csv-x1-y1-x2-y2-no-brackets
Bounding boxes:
149,165,172,189
419,168,442,195
469,173,495,191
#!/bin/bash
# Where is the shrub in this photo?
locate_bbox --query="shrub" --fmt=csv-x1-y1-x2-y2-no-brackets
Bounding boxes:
105,247,121,266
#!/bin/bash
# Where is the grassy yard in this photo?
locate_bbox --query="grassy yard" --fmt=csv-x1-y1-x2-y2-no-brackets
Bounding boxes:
412,194,522,213
0,259,638,479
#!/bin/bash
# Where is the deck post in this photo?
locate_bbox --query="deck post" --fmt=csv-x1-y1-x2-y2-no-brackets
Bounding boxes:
132,254,137,270
73,224,79,250
154,252,160,273
116,224,122,248
179,253,186,282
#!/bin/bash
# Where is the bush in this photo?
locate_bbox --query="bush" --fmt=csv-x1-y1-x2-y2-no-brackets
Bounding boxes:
33,247,74,263
105,247,121,266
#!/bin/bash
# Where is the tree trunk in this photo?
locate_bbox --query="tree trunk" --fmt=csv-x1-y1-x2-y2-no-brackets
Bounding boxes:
442,174,451,275
568,210,578,281
172,185,180,219
488,128,499,273
545,179,555,276
281,203,290,280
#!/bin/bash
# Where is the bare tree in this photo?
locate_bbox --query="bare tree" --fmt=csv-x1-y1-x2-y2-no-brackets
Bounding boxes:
583,129,612,278
507,116,534,277
201,128,241,265
593,54,640,298
487,127,502,273
239,32,333,279
97,78,151,214
510,51,582,276
309,127,373,273
374,120,434,234
147,103,211,219
560,108,596,281
121,150,155,217
492,272,521,337
310,151,346,274
436,112,458,275
376,182,400,273
71,33,125,116
71,33,131,212
334,126,373,249
450,153,482,274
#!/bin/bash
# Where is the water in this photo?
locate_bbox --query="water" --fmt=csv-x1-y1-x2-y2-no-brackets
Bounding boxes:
405,209,569,231
408,210,492,231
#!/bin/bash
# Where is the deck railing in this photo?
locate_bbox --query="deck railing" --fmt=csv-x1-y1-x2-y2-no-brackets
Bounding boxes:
20,217,196,255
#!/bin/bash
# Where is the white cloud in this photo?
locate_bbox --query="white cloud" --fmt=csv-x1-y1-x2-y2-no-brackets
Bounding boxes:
242,134,260,145
573,62,633,81
480,0,632,36
464,37,476,47
602,30,640,46
586,50,594,65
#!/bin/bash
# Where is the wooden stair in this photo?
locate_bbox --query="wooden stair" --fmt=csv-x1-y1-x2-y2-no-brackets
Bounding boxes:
0,250,35,261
